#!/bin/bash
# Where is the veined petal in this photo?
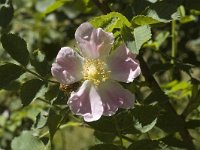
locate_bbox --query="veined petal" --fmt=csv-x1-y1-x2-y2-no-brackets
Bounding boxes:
68,80,103,122
51,47,83,84
107,44,141,83
98,80,135,116
75,22,114,59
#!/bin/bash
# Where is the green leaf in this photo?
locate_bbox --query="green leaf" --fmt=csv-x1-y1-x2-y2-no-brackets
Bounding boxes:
20,79,44,106
11,131,45,150
2,81,21,91
1,34,30,66
122,25,152,54
35,111,48,129
89,144,121,150
180,15,196,24
88,116,117,133
53,90,68,105
94,131,115,143
131,0,151,15
88,111,138,134
45,84,60,101
47,108,63,141
30,50,50,76
154,31,170,50
143,89,169,105
161,135,186,149
132,105,158,133
133,25,152,52
161,80,192,100
42,0,72,15
143,0,181,22
132,15,161,25
127,140,168,150
157,110,183,133
0,0,14,27
90,12,131,32
0,63,24,88
182,84,200,116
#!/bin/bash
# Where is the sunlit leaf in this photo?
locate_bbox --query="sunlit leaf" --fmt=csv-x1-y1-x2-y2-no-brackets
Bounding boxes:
133,25,152,52
35,111,48,129
180,15,196,24
161,80,192,100
132,15,161,25
90,12,131,33
11,131,45,150
42,0,72,15
122,25,152,54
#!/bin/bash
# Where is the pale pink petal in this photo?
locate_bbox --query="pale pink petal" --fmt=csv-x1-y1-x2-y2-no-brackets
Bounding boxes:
98,80,135,116
107,44,141,83
68,80,103,122
75,22,114,59
51,47,83,84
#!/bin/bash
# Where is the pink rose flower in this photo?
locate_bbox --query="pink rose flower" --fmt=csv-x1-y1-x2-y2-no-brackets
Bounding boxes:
51,22,141,122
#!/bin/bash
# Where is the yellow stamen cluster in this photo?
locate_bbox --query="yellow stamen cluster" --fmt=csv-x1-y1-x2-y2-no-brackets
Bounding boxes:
82,59,110,86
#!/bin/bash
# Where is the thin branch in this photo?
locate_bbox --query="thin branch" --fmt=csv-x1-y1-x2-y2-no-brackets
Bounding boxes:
113,116,123,147
171,19,177,64
137,54,196,150
23,67,59,84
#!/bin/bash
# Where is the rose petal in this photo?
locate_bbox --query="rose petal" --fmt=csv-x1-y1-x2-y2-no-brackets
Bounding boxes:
98,80,135,116
68,80,103,122
107,44,141,83
75,22,114,59
51,47,83,84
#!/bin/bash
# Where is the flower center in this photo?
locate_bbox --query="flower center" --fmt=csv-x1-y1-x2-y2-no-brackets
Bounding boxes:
82,59,110,86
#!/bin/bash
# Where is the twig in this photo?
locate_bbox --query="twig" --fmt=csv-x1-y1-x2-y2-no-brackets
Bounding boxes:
113,116,123,147
23,67,59,84
137,54,195,150
171,19,177,64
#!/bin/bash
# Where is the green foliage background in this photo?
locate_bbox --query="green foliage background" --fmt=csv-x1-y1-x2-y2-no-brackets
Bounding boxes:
0,0,200,150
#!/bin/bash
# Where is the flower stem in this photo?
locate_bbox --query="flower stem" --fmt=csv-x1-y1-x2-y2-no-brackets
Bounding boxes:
171,19,177,64
113,116,123,147
23,67,59,84
39,122,83,138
